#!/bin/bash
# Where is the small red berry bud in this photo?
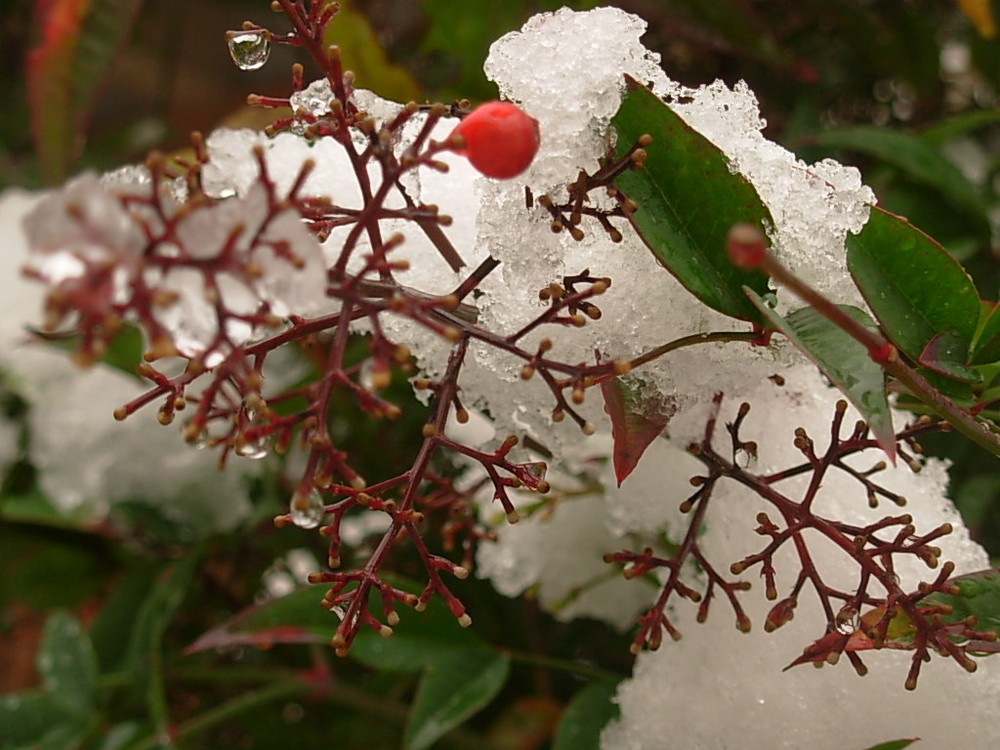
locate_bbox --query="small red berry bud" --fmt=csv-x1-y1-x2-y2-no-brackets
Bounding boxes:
726,222,767,269
450,101,540,179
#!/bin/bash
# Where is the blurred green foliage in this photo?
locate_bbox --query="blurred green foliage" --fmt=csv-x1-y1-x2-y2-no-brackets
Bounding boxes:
3,1,1000,748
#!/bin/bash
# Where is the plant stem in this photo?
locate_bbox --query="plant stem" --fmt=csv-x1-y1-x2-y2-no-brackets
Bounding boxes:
760,252,1000,457
629,330,759,371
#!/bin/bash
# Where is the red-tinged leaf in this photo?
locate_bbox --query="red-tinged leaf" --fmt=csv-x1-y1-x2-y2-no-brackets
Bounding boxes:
846,207,981,364
28,0,88,180
783,630,850,670
185,587,335,654
27,0,144,182
186,625,324,653
601,376,676,486
918,329,981,383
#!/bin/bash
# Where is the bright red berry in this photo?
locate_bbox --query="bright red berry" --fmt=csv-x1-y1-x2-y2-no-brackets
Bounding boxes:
450,101,540,179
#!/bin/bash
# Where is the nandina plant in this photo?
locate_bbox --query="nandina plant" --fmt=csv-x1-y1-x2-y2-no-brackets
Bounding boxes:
11,1,1000,748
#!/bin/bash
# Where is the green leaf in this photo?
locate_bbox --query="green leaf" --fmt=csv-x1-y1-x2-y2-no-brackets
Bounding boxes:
418,0,533,100
920,568,1000,641
600,376,675,487
404,649,510,750
31,323,145,378
351,583,483,671
553,680,622,750
0,515,110,610
37,610,98,716
89,561,163,673
811,127,988,225
125,550,201,728
92,721,145,750
324,1,420,103
612,76,773,324
746,293,895,457
0,691,74,749
0,490,69,527
26,0,145,183
846,207,982,363
920,109,1000,148
848,568,1000,653
861,740,919,750
971,302,1000,365
30,718,100,750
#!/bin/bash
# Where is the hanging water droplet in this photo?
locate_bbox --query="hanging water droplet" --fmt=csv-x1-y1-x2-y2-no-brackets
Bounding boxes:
226,29,271,71
834,603,859,635
234,437,269,460
520,461,548,489
234,408,269,459
289,489,325,529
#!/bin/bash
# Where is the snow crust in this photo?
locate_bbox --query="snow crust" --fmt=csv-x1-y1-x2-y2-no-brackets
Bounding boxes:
1,190,255,535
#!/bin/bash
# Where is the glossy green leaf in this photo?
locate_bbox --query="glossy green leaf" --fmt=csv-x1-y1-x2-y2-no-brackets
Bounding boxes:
553,679,622,750
919,567,1000,640
404,649,510,750
612,76,772,324
812,127,988,224
746,292,895,457
846,207,982,363
38,610,98,716
27,0,144,182
600,376,675,487
971,302,1000,365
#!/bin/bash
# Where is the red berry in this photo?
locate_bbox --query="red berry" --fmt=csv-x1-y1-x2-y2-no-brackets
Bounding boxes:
450,101,540,179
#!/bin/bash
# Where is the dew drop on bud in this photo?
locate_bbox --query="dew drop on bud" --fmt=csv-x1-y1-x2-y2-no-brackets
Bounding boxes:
289,489,325,529
234,438,269,460
834,603,859,635
226,29,271,70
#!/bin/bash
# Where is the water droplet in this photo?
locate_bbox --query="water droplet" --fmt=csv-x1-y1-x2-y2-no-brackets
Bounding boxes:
289,489,325,529
234,408,269,459
226,29,271,71
834,603,859,635
234,438,268,460
521,462,547,482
